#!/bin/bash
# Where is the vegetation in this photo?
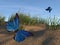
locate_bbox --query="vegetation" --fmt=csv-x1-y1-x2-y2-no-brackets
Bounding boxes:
0,16,5,26
0,13,60,30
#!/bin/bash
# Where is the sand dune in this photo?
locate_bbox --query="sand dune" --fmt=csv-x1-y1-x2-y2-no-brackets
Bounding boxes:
0,25,60,45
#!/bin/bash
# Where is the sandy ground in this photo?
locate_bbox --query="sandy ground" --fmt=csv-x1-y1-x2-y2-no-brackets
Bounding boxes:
0,25,60,45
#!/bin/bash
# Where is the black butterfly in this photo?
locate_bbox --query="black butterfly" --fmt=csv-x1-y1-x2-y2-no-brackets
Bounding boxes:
45,7,52,13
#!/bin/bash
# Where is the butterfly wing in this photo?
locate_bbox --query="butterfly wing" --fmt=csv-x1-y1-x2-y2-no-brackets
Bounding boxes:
13,13,19,29
45,7,49,11
49,8,52,13
13,30,33,42
13,30,25,42
45,8,49,11
13,33,25,42
20,30,33,37
6,13,19,31
6,21,15,31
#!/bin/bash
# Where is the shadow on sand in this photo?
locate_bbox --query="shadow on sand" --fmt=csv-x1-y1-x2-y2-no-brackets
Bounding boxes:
0,27,47,38
29,29,47,38
42,36,53,45
0,38,13,45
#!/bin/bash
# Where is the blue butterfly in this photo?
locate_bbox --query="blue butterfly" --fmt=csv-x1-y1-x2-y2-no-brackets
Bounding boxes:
45,6,52,13
6,13,33,42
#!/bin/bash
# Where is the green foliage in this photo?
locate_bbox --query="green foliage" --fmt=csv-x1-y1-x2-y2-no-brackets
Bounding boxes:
0,11,60,31
8,14,15,21
18,24,24,30
19,13,31,25
1,12,60,30
0,16,5,26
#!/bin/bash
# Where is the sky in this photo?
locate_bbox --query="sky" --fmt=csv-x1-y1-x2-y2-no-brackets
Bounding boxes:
0,0,60,21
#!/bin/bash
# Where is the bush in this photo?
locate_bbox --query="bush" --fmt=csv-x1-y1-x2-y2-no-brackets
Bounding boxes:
0,16,5,26
8,13,60,30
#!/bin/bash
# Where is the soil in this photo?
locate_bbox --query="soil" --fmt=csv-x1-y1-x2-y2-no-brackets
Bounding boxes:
0,25,60,45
